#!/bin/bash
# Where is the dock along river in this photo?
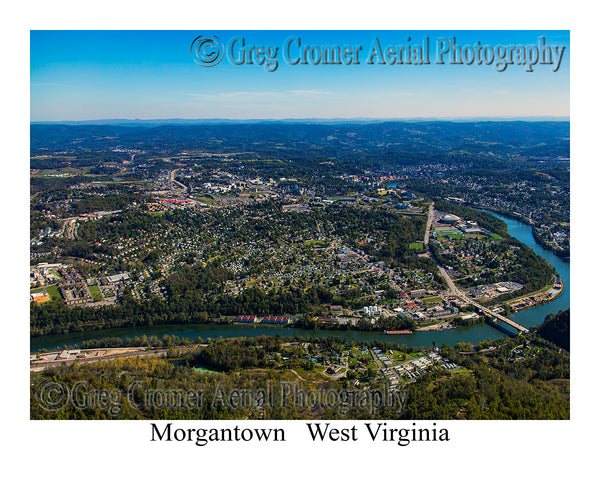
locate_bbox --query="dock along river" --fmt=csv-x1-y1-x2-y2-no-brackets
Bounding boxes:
30,212,569,352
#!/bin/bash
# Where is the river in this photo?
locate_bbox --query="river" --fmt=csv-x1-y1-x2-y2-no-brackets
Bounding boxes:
30,212,569,352
490,212,570,328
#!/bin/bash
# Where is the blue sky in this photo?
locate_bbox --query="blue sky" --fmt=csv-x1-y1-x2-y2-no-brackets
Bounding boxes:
30,30,570,121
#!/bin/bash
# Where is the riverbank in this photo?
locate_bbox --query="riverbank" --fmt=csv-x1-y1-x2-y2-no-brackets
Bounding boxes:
507,278,564,313
417,321,455,332
490,212,569,331
478,207,569,262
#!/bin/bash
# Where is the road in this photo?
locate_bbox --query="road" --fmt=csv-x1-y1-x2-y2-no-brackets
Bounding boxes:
424,201,434,245
169,169,189,193
369,349,402,389
61,218,78,240
30,348,170,372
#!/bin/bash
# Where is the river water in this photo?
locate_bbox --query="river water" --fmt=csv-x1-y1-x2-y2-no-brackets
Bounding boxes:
30,212,569,352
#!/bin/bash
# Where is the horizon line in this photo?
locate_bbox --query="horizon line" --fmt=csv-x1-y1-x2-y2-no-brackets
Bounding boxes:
31,115,571,125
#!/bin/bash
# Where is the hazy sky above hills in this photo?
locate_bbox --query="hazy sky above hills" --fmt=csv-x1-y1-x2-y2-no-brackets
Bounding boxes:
30,30,569,122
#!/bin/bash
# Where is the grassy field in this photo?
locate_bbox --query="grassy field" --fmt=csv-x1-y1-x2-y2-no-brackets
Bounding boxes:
88,284,103,302
192,195,216,205
465,234,489,240
38,166,92,176
304,240,328,248
348,355,359,367
422,296,443,304
45,285,61,300
391,351,424,363
409,242,424,252
442,233,463,240
349,347,369,366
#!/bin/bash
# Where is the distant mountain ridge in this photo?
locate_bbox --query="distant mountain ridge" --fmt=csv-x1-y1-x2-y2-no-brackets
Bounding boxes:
31,116,570,128
30,121,570,161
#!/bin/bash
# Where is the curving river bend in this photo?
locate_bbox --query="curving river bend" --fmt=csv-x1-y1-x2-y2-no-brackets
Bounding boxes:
30,212,569,352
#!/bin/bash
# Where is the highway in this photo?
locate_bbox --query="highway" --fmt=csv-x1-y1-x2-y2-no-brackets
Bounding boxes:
169,168,189,193
30,347,171,372
424,202,434,245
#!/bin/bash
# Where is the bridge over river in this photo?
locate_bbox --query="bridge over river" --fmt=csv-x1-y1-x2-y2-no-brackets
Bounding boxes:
437,266,529,334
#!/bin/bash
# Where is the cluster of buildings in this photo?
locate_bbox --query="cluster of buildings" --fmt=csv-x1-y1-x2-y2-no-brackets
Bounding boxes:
466,281,524,300
316,316,361,327
30,291,50,304
432,212,485,237
30,260,136,306
508,280,562,312
30,226,63,246
158,198,196,208
57,266,92,305
370,347,403,390
394,351,459,380
438,173,569,255
281,204,311,213
368,348,461,388
30,263,64,287
363,305,381,316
